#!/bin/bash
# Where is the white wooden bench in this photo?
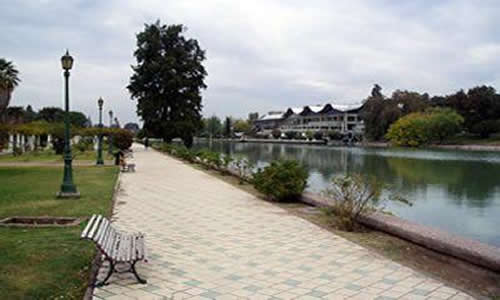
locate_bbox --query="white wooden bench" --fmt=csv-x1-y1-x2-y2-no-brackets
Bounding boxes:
121,163,136,172
81,215,147,286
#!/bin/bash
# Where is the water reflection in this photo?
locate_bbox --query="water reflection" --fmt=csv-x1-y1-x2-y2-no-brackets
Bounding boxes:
192,141,500,247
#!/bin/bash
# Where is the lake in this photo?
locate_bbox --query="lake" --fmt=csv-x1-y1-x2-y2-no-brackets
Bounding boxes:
192,140,500,247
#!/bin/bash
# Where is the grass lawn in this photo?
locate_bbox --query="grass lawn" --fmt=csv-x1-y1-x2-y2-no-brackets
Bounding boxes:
0,166,119,300
0,149,114,163
443,134,500,146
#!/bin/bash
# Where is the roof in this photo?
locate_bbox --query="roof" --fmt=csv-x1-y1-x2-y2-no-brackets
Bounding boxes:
257,112,284,121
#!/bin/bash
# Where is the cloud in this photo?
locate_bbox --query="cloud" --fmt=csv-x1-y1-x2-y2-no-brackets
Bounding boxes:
1,0,499,122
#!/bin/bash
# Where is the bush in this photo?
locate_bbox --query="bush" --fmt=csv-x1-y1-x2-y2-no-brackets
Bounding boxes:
323,174,410,231
305,131,314,140
284,131,297,140
272,129,281,139
328,130,343,140
112,129,134,151
313,131,324,140
386,108,463,146
253,160,308,201
74,138,94,153
233,157,254,184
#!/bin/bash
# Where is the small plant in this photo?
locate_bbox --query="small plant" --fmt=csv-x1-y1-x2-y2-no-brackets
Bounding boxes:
221,154,233,174
323,174,410,231
253,159,308,201
271,129,281,139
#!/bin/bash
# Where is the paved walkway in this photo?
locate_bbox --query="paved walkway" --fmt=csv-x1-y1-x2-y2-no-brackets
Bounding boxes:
93,144,474,300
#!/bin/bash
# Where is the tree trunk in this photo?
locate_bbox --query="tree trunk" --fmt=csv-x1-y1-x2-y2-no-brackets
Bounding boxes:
0,89,11,117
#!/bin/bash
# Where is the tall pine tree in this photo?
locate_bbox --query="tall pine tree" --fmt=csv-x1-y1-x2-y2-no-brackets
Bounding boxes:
128,21,207,147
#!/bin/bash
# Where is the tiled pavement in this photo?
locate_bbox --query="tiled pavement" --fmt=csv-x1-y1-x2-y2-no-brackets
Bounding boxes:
93,144,475,300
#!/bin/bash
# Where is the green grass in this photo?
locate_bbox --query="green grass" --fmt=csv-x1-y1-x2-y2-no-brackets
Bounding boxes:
0,166,118,300
0,149,114,163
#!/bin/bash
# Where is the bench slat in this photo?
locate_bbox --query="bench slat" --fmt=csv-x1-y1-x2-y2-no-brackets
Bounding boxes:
80,215,97,239
87,215,103,240
93,219,109,243
136,235,145,260
110,233,122,260
96,221,111,247
103,228,116,256
131,234,137,261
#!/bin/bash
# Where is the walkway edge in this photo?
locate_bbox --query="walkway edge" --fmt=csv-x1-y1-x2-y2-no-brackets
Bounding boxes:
301,192,500,273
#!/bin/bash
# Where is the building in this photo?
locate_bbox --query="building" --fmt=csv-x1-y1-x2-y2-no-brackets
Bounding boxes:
253,103,364,135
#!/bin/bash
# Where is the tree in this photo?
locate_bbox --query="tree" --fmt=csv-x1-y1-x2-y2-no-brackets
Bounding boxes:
223,117,232,138
233,119,251,134
0,59,20,118
37,107,64,123
385,108,464,147
204,115,222,137
128,20,207,148
124,122,140,133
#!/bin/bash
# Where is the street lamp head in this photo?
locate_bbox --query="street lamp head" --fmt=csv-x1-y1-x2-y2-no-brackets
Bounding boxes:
98,97,104,109
61,50,74,71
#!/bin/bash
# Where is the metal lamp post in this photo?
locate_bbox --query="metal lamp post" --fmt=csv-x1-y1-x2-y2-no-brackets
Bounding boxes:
57,50,79,198
96,97,104,165
108,110,113,155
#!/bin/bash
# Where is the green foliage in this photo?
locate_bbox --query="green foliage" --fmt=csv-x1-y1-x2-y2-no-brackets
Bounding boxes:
470,120,500,138
253,160,308,201
128,20,206,147
272,128,281,139
313,131,324,140
386,108,464,147
323,174,410,231
361,85,430,141
0,58,20,116
233,119,251,134
74,138,93,153
327,130,343,140
284,131,298,139
204,115,222,137
112,129,134,151
224,117,232,138
305,130,314,140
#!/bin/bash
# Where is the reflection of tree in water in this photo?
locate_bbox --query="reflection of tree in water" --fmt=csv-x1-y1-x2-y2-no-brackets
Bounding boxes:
193,141,500,209
386,157,499,208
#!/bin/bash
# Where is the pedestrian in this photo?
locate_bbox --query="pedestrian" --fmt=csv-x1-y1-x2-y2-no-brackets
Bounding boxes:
144,137,149,150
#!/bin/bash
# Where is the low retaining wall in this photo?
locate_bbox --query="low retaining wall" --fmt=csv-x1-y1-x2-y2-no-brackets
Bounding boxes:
301,192,500,273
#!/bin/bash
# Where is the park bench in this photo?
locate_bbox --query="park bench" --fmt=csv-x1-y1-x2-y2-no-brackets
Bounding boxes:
121,163,136,172
81,215,147,287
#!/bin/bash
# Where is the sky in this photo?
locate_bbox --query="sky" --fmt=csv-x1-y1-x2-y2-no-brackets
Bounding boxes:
1,0,500,125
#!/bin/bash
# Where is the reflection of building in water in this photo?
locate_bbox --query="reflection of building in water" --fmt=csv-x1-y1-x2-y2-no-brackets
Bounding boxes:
253,103,364,135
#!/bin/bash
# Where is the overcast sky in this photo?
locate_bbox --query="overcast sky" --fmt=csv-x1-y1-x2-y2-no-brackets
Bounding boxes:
1,0,500,124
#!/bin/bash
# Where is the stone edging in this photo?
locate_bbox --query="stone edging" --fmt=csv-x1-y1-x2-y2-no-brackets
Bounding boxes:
301,192,500,273
83,170,122,300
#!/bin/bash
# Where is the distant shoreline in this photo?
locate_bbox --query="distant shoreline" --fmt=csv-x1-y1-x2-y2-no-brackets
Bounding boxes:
195,137,500,152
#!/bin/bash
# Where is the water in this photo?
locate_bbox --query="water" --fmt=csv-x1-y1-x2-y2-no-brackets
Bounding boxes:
192,140,500,247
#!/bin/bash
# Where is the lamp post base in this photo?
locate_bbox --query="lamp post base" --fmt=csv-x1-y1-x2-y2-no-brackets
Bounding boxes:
57,191,81,198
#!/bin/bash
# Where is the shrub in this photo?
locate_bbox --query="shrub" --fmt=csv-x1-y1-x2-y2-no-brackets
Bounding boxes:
323,174,410,231
313,131,324,140
385,108,464,146
305,131,314,140
328,130,343,140
272,129,281,139
284,131,297,140
112,129,134,151
74,138,93,153
253,159,308,201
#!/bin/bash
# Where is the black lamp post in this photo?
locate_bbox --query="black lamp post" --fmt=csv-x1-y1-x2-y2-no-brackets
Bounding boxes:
96,97,104,165
57,50,79,198
108,110,113,155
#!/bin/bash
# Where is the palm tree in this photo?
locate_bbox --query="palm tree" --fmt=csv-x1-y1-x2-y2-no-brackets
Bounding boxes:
0,58,21,118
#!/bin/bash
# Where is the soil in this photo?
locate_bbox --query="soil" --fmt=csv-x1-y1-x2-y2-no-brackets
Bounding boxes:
0,216,82,227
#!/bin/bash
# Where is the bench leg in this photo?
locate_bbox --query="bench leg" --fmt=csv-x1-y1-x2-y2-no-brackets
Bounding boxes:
131,260,147,284
95,257,115,287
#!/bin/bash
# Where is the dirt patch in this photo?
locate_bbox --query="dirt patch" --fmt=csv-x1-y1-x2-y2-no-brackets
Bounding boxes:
0,216,83,227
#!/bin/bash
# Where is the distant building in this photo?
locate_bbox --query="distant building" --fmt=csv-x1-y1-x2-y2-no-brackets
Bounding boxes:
253,111,285,132
253,103,364,135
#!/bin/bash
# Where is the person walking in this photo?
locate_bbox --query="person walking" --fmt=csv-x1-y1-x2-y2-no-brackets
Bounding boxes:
144,137,149,150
